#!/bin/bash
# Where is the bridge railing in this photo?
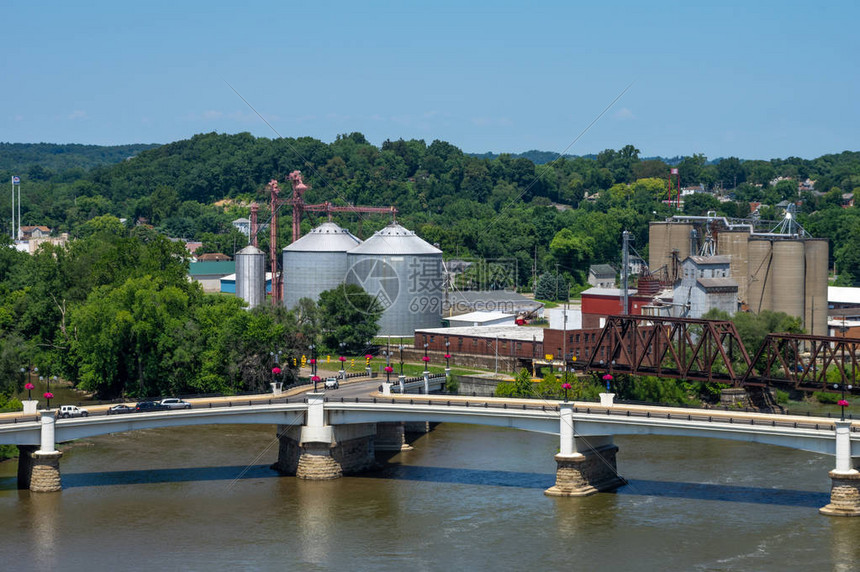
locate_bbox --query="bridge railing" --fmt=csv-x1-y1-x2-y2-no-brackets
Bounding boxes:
3,395,858,433
324,396,860,433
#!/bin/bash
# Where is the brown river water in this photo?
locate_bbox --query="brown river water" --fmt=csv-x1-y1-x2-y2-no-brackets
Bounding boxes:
1,422,858,571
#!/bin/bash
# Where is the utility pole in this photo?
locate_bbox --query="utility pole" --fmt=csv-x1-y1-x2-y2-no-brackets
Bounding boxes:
621,230,630,315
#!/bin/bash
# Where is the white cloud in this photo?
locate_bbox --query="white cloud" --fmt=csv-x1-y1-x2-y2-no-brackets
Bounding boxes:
68,110,87,120
614,107,635,120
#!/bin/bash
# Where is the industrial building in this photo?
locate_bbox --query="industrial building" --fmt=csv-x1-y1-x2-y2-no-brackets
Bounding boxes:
648,214,829,336
446,311,516,328
672,255,739,317
415,325,543,361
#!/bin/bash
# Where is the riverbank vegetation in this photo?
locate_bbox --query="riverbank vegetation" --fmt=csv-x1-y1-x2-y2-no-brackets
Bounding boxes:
0,228,381,401
2,134,859,405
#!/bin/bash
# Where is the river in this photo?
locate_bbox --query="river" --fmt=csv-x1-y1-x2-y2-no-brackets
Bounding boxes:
1,422,858,571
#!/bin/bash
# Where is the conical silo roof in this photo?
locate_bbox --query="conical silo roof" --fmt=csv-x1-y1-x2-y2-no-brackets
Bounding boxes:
347,222,441,255
284,222,362,252
236,244,265,255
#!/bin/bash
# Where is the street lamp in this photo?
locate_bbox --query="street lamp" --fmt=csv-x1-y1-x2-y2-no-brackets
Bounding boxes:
445,339,451,368
398,341,404,376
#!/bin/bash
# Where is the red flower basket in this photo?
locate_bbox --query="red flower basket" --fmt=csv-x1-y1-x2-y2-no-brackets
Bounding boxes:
311,376,321,382
309,358,316,365
422,356,430,363
43,392,54,399
384,366,394,373
25,382,35,390
562,382,572,390
272,367,281,375
365,354,374,360
602,374,613,381
838,399,850,407
444,354,451,359
339,356,346,362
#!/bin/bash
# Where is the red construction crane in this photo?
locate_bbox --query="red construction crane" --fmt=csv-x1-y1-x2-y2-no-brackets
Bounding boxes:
263,171,397,304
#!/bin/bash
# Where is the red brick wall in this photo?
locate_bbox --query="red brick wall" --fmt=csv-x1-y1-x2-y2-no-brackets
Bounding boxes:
414,331,543,359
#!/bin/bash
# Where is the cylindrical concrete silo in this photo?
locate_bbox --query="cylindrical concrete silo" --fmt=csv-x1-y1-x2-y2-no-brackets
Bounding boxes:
747,238,773,313
346,222,443,336
804,238,829,336
771,239,805,321
649,222,693,280
235,245,266,308
717,230,750,306
282,222,362,308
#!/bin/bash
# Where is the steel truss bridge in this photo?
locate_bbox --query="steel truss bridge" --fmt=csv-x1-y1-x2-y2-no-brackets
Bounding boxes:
584,315,859,408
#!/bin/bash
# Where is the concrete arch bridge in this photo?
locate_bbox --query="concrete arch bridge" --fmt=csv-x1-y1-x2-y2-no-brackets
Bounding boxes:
1,393,858,517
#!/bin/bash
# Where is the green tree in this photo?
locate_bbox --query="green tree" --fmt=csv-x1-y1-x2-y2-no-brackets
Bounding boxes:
318,284,382,353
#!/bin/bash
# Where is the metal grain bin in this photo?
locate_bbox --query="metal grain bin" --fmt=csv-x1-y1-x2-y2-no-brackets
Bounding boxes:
235,245,266,308
346,223,443,336
283,222,362,308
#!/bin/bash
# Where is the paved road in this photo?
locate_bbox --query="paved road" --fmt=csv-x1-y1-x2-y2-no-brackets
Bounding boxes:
0,375,381,423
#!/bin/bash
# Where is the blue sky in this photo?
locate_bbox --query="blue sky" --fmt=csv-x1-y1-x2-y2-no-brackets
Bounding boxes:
3,0,858,160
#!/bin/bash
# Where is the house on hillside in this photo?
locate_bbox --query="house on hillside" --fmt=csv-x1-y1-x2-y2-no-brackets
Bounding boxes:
18,225,51,240
587,264,616,288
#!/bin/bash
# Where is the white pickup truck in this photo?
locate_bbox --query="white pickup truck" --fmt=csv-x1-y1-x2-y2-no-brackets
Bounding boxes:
58,405,89,418
324,377,339,390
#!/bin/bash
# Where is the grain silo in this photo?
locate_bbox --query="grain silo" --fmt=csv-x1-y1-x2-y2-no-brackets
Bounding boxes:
235,245,266,308
648,221,694,280
346,222,443,336
282,222,362,308
771,239,806,321
804,239,828,336
717,230,750,305
746,238,773,313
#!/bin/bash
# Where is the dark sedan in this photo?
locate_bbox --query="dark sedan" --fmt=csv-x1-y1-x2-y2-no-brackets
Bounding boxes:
106,404,135,415
134,401,169,413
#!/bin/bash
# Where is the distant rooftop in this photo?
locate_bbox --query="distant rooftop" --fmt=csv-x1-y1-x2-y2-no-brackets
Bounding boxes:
416,325,544,342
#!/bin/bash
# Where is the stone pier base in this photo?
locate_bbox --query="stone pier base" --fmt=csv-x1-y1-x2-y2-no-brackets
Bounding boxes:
720,388,749,408
820,471,860,517
296,443,343,480
273,423,377,480
26,450,63,493
545,443,625,497
375,422,413,452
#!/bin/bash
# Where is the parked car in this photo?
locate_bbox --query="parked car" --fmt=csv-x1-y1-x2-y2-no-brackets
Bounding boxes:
134,401,168,413
59,405,89,418
325,377,339,390
160,398,192,410
106,404,134,415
